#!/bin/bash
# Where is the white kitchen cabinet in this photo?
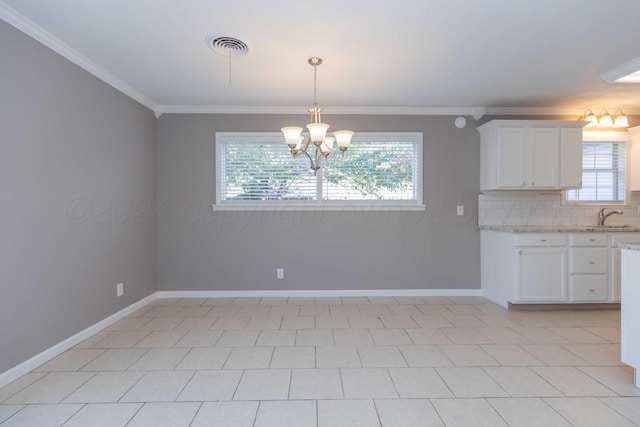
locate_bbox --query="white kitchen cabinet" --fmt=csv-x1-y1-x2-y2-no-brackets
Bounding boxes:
478,120,586,191
529,127,559,188
481,229,640,308
481,231,567,307
517,247,567,302
621,248,640,388
560,128,583,188
495,127,526,188
568,234,608,302
610,234,640,301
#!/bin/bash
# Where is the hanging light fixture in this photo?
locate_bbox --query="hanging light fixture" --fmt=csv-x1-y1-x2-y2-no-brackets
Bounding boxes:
281,57,353,174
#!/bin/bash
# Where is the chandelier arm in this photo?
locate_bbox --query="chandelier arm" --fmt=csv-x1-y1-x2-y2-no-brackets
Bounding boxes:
300,148,316,171
301,135,312,152
315,147,331,173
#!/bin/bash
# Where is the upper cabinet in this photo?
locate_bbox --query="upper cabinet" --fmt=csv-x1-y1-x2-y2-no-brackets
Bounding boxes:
478,120,587,191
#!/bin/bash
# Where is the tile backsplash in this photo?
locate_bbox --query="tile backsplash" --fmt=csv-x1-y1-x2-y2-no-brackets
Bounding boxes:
478,191,640,227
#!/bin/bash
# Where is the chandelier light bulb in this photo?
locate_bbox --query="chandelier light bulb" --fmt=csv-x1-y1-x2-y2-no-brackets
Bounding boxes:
281,126,303,148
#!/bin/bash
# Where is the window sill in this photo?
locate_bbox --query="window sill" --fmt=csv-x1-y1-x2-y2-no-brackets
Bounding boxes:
211,203,426,212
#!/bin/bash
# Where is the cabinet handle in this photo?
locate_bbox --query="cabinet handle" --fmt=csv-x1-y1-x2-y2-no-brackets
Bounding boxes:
589,289,596,292
589,261,596,264
540,239,547,242
519,250,522,255
523,181,526,186
589,239,596,242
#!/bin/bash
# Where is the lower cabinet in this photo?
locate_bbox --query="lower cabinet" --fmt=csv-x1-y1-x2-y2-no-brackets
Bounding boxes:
567,234,608,302
481,230,640,308
517,248,566,302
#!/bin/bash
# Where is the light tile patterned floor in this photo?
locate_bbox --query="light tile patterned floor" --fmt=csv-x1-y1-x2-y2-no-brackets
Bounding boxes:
1,296,639,426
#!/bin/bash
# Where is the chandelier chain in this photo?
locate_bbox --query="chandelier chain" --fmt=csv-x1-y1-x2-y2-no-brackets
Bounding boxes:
313,61,318,107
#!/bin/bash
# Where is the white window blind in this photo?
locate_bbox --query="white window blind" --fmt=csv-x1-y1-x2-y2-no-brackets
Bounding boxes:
215,132,423,210
322,141,418,201
220,139,317,201
566,141,626,202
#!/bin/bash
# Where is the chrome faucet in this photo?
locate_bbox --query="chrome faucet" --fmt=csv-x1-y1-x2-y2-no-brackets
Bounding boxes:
598,207,623,227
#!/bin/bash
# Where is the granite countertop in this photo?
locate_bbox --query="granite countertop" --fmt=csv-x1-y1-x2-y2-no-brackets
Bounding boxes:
479,225,640,233
621,244,640,251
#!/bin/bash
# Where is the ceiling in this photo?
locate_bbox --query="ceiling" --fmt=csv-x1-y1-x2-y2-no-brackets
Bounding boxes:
3,0,640,117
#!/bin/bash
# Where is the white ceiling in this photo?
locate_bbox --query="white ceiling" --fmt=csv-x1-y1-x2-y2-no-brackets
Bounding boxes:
3,0,640,117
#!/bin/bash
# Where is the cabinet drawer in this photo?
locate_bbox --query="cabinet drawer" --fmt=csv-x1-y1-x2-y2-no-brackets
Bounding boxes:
569,276,608,301
611,234,640,246
569,234,607,247
569,248,608,274
516,234,566,247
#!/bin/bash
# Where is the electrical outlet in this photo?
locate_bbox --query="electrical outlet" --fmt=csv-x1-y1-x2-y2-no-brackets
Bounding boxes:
276,268,284,279
116,282,124,297
457,205,464,216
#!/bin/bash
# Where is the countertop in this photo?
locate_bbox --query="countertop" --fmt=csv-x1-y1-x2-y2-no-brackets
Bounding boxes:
479,225,640,233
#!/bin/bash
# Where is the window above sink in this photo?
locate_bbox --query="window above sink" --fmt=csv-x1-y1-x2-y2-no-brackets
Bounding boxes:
564,131,630,206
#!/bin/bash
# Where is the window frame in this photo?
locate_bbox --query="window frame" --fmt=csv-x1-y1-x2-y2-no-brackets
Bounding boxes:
213,132,425,211
563,130,631,207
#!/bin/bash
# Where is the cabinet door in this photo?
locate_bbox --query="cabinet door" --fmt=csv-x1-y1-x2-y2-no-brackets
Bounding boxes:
529,128,559,188
560,128,583,189
497,127,527,188
517,248,567,302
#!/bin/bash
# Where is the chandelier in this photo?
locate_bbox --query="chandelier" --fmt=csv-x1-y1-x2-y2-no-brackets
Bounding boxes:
281,57,353,174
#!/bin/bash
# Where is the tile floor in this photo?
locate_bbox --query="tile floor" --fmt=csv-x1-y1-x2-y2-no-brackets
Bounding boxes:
1,296,639,426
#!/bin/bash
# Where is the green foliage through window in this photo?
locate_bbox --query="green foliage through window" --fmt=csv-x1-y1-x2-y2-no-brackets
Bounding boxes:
216,132,422,205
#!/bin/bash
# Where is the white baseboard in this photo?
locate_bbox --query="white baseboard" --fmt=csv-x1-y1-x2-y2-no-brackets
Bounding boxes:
0,293,157,389
156,289,483,299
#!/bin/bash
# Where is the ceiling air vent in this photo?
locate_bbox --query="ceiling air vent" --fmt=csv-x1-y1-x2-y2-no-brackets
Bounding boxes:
205,34,249,56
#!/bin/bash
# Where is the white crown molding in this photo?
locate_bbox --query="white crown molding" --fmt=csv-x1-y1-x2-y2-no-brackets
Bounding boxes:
153,105,640,119
0,2,158,112
485,107,640,116
155,105,488,118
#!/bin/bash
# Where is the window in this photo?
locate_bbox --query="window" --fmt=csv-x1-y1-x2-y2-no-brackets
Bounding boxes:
215,132,424,210
566,132,628,204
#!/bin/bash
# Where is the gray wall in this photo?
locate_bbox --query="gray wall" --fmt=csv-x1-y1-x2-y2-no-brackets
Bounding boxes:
157,114,480,292
0,21,157,373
